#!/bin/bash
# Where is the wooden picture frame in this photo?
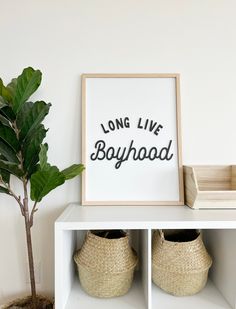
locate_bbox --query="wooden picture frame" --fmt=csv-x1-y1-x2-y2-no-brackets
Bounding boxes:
81,74,184,205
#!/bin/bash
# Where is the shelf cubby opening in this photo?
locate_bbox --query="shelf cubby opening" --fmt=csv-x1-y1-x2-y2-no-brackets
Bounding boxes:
151,229,236,309
55,228,149,309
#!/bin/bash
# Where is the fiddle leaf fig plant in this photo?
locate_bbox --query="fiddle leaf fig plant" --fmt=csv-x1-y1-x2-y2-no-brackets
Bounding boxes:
0,67,84,308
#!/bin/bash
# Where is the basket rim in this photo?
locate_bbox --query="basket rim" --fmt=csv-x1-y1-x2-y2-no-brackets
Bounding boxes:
154,230,202,245
87,230,129,242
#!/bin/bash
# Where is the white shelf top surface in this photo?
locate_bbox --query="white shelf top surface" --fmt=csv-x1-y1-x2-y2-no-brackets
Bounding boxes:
55,203,236,229
152,280,232,309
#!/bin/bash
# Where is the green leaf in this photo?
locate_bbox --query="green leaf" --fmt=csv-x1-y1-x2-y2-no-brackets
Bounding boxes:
39,143,50,171
0,124,20,152
0,78,12,103
0,140,19,163
22,125,47,177
0,160,23,178
62,164,85,180
0,78,8,109
0,157,11,183
16,101,51,141
0,168,10,184
6,78,17,102
0,106,16,121
0,186,10,195
0,96,7,106
11,67,42,113
30,166,65,202
0,114,11,127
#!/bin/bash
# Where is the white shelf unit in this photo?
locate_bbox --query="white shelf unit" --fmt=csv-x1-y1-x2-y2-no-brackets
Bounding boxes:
55,204,236,309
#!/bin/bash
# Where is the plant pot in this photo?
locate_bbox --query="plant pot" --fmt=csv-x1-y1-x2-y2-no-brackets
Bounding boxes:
74,230,138,298
2,295,54,309
152,229,212,296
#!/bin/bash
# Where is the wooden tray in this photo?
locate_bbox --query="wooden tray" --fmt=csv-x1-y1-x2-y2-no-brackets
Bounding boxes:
184,165,236,209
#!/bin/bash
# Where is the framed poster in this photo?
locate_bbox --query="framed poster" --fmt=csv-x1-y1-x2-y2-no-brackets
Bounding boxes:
81,74,184,205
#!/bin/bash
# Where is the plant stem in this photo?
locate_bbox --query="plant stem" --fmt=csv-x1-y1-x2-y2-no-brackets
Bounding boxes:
13,116,37,307
30,201,38,228
23,181,37,309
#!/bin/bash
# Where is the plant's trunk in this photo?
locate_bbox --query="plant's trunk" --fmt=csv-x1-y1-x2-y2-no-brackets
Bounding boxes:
24,200,37,309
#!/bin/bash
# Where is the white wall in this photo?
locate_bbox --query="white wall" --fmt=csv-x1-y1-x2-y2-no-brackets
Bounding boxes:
1,0,236,305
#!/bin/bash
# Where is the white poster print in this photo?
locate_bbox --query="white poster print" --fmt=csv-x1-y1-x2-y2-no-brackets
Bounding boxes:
82,75,184,205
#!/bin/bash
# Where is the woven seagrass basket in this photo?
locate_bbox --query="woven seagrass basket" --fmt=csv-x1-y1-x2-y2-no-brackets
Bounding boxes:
152,229,212,296
74,230,138,298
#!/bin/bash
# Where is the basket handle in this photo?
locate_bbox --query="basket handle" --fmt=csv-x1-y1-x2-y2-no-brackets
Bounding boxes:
159,229,165,243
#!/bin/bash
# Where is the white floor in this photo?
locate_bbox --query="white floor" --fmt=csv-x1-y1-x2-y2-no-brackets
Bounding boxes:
64,276,232,309
152,280,232,309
